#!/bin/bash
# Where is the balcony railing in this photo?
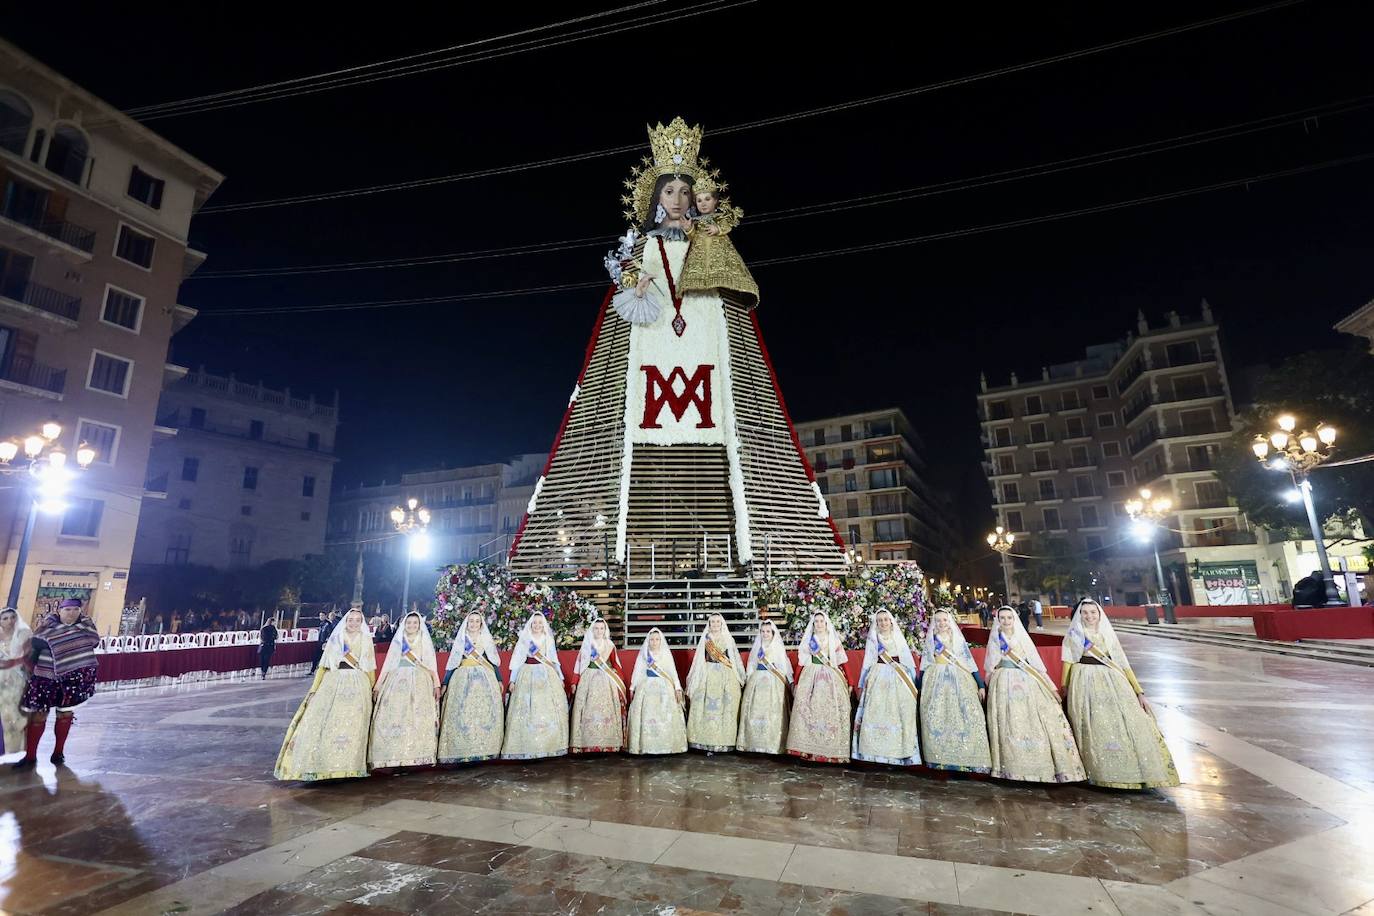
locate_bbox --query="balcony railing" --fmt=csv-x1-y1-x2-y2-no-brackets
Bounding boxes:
1188,529,1257,547
145,471,170,495
1167,349,1217,368
0,189,96,253
0,357,65,394
0,276,81,320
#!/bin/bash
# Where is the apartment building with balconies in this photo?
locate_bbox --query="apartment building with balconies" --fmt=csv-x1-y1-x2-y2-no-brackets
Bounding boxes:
794,408,959,577
326,453,544,576
977,304,1283,605
0,40,222,631
131,370,339,570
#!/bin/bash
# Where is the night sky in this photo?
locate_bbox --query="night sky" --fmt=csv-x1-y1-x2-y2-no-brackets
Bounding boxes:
7,2,1373,543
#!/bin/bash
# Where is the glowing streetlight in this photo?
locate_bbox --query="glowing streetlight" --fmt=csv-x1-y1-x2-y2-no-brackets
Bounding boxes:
1,423,97,608
1251,413,1341,606
1124,487,1176,624
986,525,1015,604
391,497,431,614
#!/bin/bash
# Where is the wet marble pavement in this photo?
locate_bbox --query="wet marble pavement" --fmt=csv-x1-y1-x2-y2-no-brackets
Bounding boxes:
2,632,1373,915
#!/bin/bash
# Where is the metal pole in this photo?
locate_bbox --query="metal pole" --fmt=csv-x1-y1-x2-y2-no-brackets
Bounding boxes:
999,553,1013,605
400,544,413,615
1299,478,1342,606
1150,542,1176,624
5,496,39,609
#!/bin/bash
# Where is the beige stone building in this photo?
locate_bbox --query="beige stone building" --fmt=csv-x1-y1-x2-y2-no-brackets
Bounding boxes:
1334,298,1374,353
0,40,221,632
327,454,543,588
131,370,338,569
978,304,1284,605
793,408,959,578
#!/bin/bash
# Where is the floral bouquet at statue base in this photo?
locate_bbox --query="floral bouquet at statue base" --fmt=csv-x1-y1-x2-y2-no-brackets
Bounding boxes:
755,562,930,652
429,562,597,650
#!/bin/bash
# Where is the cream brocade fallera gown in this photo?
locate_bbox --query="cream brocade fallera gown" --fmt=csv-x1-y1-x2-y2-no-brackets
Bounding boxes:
1067,663,1179,789
628,671,687,755
986,661,1085,783
274,667,372,781
687,658,743,752
570,658,626,752
786,661,851,762
501,662,569,760
919,657,992,774
369,660,438,768
438,657,504,763
0,662,26,754
736,664,788,754
852,662,921,766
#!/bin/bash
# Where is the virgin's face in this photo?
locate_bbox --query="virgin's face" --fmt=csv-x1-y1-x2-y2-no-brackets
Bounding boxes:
344,611,363,634
1081,603,1102,629
997,609,1016,633
405,615,421,637
812,615,827,635
465,614,483,634
659,178,692,222
59,605,80,625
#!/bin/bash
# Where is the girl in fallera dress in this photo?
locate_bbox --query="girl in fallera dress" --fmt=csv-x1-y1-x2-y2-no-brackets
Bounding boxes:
918,610,992,774
368,611,440,770
852,609,921,766
438,612,505,763
686,613,746,753
500,613,569,760
0,608,33,758
627,627,687,755
275,608,375,781
984,606,1085,784
1061,599,1179,789
570,618,627,753
786,611,852,763
735,619,791,755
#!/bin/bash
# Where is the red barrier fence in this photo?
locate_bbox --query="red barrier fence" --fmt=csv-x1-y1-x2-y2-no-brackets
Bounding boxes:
1251,607,1374,641
97,629,1067,688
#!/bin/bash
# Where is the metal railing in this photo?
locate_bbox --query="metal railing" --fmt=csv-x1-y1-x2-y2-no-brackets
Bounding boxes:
623,578,758,646
626,533,732,580
0,357,65,394
0,186,96,252
0,276,80,320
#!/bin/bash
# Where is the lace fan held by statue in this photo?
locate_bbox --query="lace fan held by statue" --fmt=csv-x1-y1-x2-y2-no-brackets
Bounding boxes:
605,228,667,325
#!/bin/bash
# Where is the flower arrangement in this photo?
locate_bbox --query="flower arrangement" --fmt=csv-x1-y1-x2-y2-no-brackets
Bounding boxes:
429,563,596,650
756,562,930,651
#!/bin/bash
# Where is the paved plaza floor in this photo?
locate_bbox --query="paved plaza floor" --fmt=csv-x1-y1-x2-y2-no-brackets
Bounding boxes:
2,629,1373,915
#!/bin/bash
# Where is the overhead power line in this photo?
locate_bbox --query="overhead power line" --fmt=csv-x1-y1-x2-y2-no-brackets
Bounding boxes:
198,149,1374,317
197,0,1306,214
188,94,1374,279
124,2,750,121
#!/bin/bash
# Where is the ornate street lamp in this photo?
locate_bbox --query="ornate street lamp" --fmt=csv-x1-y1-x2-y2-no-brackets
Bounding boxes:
390,497,431,616
986,526,1014,604
1251,414,1342,606
1,422,97,607
1124,488,1176,624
